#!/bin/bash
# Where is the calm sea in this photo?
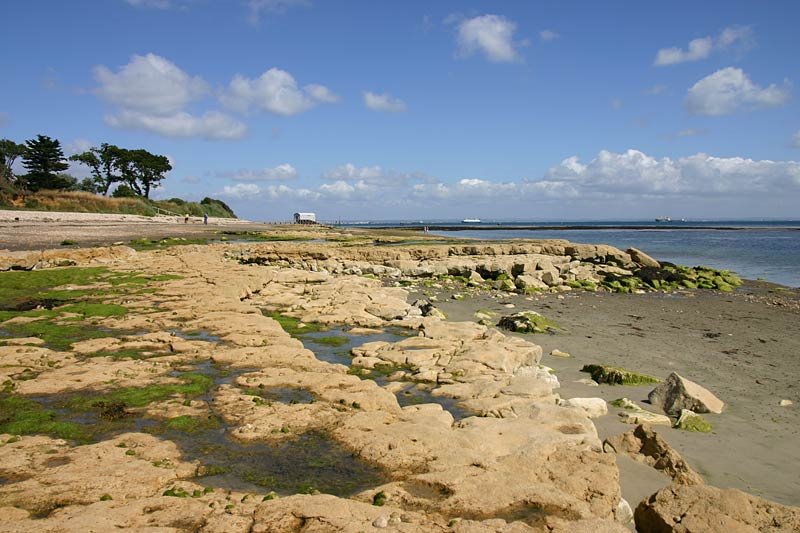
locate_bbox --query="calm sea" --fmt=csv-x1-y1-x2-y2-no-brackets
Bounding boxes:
343,221,800,287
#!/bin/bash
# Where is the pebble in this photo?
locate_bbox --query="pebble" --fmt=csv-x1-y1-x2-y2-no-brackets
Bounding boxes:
372,515,389,528
550,349,571,358
779,399,793,406
504,303,515,308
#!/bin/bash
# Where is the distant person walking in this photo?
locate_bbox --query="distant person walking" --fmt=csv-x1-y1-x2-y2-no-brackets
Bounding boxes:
203,213,208,225
184,213,189,224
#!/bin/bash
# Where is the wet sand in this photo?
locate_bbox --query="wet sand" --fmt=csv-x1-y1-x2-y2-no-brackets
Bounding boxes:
427,282,800,508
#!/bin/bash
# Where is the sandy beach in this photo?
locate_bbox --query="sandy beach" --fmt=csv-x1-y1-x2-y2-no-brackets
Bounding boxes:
0,215,798,531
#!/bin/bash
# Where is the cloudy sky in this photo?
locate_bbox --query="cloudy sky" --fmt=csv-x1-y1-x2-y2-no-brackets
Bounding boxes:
2,0,799,221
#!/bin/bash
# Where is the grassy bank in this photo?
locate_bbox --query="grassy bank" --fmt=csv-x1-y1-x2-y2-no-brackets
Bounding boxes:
0,190,237,218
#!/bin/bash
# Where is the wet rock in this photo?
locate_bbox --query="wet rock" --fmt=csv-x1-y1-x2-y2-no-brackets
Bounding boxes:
648,372,724,415
635,484,800,533
580,365,659,386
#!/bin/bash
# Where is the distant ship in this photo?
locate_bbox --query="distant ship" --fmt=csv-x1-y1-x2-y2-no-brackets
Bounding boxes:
655,216,672,222
462,218,482,223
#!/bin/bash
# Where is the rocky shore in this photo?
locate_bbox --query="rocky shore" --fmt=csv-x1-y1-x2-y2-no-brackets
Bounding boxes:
0,224,798,531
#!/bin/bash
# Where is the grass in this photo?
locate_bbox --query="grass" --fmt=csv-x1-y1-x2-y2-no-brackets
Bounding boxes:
580,365,660,386
0,190,238,219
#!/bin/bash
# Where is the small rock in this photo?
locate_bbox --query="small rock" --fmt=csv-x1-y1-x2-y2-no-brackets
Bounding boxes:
616,498,634,524
575,378,599,387
779,399,793,407
372,515,389,528
550,349,571,358
503,303,516,309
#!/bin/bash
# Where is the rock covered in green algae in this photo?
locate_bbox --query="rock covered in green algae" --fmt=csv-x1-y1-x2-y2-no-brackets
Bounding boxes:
673,409,713,433
497,311,558,334
580,364,660,386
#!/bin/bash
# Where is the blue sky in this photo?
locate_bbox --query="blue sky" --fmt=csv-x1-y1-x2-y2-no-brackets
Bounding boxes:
2,0,799,221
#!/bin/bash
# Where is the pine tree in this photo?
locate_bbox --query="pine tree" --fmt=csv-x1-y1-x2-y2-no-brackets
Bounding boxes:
21,134,71,191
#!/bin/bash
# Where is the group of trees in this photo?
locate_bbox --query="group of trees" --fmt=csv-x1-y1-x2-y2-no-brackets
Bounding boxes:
0,134,171,199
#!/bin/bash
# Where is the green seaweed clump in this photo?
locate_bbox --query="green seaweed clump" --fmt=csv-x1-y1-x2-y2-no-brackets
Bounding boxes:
674,410,713,433
373,491,387,506
164,415,220,433
580,364,660,386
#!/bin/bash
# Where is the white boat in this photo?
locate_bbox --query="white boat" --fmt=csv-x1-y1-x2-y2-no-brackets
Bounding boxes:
655,216,672,222
462,218,481,223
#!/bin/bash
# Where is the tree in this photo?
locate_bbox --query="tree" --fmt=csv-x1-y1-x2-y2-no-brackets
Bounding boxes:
20,135,70,191
69,143,124,196
122,149,171,199
0,138,26,185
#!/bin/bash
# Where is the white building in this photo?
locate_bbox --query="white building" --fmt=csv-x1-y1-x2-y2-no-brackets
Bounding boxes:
293,212,316,224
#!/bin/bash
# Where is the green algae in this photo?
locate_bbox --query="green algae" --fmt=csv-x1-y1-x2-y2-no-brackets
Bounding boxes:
580,364,660,386
64,373,214,411
0,394,85,441
165,415,220,433
261,310,326,336
309,335,349,347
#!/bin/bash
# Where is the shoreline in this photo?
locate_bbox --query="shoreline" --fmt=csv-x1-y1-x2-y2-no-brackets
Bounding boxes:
0,224,798,530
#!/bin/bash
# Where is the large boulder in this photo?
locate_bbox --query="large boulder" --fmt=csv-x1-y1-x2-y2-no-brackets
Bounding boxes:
634,484,800,533
603,425,703,486
648,372,724,415
626,247,660,268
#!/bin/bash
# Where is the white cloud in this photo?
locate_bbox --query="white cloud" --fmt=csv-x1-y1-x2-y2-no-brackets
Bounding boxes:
305,84,340,103
322,163,383,181
654,37,712,66
685,67,791,116
539,29,559,42
220,183,261,198
363,91,406,113
220,68,337,115
534,149,800,197
218,163,298,181
94,53,208,115
456,14,521,63
655,26,753,66
792,131,800,149
246,0,310,24
106,110,247,139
